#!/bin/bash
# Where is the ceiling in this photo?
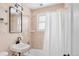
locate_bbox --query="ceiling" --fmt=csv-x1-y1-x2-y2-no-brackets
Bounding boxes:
23,3,56,9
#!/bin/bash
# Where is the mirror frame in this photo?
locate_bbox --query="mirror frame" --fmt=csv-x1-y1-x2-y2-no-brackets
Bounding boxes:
9,6,22,33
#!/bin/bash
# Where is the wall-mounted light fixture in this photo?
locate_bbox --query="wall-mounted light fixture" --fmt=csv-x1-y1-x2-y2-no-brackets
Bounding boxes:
15,3,23,11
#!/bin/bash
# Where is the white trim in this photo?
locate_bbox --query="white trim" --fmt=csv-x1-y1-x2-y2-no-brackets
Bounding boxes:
37,13,47,32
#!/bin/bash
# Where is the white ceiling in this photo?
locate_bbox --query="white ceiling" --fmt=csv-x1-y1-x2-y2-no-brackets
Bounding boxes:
23,3,56,9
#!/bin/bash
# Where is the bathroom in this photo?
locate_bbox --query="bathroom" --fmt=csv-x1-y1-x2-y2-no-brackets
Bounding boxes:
0,3,79,56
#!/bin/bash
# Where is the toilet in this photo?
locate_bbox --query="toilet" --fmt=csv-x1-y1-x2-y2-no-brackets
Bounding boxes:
0,51,8,56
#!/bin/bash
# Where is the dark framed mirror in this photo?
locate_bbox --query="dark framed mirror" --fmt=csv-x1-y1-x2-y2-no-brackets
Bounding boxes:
9,6,22,33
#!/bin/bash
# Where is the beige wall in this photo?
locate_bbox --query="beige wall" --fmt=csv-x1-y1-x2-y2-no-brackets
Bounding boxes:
21,4,32,44
0,3,31,51
31,3,66,49
31,32,44,49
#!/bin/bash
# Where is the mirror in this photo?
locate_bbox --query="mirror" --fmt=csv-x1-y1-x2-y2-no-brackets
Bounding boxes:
9,7,22,33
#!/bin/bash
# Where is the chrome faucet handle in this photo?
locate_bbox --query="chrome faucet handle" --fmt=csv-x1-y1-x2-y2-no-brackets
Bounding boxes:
16,37,22,44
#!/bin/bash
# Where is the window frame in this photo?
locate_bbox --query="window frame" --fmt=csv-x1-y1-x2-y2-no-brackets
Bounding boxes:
37,13,47,32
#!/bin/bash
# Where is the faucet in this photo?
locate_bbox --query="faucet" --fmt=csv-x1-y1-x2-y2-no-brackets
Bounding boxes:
16,37,22,44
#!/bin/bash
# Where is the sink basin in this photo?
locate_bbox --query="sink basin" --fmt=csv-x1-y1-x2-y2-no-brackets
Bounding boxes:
9,42,30,53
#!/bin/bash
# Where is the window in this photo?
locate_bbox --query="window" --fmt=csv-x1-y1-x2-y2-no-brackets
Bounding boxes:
37,14,46,31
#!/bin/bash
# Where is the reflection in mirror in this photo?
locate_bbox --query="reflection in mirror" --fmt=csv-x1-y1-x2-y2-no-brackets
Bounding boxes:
9,7,22,33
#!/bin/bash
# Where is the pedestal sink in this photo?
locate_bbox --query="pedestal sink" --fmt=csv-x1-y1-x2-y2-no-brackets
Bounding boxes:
9,42,30,56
